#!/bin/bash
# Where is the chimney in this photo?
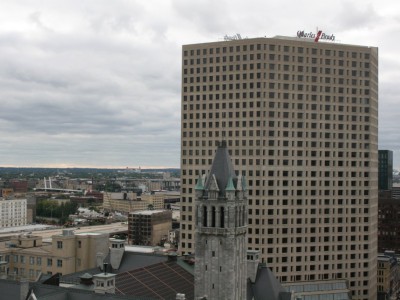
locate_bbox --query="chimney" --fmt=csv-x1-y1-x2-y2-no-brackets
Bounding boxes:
246,250,260,283
19,278,29,300
109,239,125,270
168,253,178,262
96,252,104,269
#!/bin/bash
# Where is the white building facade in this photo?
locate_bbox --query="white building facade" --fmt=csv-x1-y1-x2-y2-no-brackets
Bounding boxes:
0,199,27,228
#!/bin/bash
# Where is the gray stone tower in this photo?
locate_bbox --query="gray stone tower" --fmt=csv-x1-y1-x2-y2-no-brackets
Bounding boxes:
194,141,247,300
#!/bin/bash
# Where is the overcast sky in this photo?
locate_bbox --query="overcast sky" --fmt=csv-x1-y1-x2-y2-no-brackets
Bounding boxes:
0,0,399,168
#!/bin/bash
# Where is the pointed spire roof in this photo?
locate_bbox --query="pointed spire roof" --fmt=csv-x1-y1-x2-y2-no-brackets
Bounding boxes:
195,174,204,190
225,177,236,191
237,174,246,191
205,141,237,195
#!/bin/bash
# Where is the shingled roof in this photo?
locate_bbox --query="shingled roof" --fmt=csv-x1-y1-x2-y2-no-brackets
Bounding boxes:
115,260,194,300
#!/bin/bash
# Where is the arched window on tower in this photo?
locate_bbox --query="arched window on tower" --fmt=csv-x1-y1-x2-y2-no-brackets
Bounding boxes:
235,207,238,227
212,206,216,227
203,206,208,227
242,205,245,227
220,207,225,228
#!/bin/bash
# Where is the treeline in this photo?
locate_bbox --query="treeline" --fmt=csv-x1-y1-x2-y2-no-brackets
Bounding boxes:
36,200,78,224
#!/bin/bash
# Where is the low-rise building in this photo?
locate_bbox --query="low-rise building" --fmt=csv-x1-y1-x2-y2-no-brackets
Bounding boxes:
128,210,172,246
1,188,14,198
10,180,29,193
70,194,103,207
377,251,400,300
103,192,174,214
0,198,27,228
0,229,108,280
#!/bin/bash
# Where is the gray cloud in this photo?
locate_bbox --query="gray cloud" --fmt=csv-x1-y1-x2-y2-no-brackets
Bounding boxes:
333,2,381,30
0,0,399,167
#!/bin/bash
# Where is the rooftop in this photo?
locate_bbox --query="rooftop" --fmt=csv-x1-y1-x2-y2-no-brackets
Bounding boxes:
130,210,168,216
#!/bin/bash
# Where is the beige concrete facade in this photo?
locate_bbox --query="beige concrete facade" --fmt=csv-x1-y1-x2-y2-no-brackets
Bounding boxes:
0,230,109,280
128,210,172,246
377,254,399,299
180,36,378,300
377,256,391,296
103,192,168,213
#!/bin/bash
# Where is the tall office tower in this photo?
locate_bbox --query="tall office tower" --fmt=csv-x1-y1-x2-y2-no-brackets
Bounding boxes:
180,35,378,300
378,150,393,190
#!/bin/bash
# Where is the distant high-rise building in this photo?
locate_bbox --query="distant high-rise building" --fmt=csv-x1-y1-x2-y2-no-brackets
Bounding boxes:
378,150,393,190
181,34,378,299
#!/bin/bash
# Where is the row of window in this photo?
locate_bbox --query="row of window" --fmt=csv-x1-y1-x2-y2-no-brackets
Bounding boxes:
12,268,41,278
184,149,370,161
182,139,371,152
183,65,372,78
12,255,62,267
272,261,370,273
56,240,83,248
184,54,371,68
184,44,371,60
184,81,371,95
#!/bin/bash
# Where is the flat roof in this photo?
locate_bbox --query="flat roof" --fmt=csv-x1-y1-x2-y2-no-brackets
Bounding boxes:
124,245,155,253
0,224,56,235
183,35,376,50
74,232,104,236
130,210,167,215
0,223,127,241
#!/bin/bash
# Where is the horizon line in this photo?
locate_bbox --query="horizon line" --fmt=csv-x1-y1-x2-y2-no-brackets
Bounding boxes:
0,165,180,169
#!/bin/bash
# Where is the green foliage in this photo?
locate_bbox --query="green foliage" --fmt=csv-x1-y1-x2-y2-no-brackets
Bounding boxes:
36,200,78,222
94,181,122,192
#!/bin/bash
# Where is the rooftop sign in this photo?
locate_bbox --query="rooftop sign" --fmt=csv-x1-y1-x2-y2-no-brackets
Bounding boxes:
297,30,335,42
224,33,242,41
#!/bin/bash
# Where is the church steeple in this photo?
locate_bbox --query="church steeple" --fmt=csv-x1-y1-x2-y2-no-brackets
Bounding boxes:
196,141,246,201
204,141,238,197
194,142,247,300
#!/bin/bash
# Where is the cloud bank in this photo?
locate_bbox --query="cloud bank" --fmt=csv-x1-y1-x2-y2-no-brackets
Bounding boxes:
0,0,399,167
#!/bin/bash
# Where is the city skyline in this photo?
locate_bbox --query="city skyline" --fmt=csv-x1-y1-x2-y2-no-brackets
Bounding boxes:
0,0,400,168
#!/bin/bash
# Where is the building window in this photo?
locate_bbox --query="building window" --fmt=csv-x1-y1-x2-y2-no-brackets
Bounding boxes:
47,259,52,266
57,259,63,267
57,241,63,249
